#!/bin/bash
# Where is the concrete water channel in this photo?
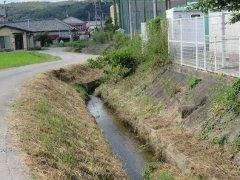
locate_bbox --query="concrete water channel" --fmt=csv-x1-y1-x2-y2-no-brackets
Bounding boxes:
87,95,153,180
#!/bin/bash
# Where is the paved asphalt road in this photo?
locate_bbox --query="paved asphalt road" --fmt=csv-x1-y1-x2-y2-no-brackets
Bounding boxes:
0,48,97,180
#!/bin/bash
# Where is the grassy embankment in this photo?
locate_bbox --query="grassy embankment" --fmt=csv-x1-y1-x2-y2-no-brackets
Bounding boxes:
88,17,240,178
12,65,127,179
0,51,57,69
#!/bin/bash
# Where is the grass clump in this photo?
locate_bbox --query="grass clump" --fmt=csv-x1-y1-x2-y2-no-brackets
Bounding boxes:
154,172,174,180
211,78,240,116
143,162,159,180
74,84,88,101
212,136,227,147
144,162,174,180
186,77,202,89
0,51,57,69
234,134,240,153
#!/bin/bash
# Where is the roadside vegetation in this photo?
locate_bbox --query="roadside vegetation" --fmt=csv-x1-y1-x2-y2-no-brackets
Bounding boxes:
0,51,57,69
54,19,118,54
88,17,169,83
13,65,127,179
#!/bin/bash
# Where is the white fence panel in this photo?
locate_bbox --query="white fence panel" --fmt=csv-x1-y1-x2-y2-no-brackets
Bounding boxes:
168,13,240,77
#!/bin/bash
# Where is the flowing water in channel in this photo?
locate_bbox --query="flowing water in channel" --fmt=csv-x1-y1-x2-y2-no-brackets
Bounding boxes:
87,95,153,180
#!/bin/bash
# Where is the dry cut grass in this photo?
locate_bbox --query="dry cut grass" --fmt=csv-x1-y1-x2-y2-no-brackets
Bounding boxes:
12,66,127,179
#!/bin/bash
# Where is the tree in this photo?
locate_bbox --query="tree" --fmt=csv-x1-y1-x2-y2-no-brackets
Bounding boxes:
196,0,240,23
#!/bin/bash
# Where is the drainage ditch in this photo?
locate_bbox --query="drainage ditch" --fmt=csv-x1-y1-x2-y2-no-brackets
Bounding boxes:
87,95,153,180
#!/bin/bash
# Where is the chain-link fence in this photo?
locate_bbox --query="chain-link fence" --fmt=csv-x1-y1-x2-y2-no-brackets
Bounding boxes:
168,12,240,77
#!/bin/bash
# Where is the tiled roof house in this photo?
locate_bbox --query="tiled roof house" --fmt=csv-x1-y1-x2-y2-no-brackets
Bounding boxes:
0,19,78,50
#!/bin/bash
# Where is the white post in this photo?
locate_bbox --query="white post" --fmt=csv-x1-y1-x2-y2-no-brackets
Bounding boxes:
141,22,147,52
214,36,217,71
203,16,207,70
221,12,226,67
195,17,199,70
180,18,183,65
239,37,240,77
128,0,133,39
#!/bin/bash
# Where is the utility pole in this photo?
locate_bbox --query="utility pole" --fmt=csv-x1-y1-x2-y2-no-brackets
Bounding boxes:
98,0,103,29
94,0,97,28
143,0,146,22
166,0,171,10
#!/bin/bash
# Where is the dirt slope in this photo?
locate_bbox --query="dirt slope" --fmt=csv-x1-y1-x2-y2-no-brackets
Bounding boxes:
12,65,127,179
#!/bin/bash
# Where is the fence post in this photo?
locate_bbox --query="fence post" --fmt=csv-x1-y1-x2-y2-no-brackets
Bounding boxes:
203,16,207,70
195,17,199,70
180,18,183,65
221,12,226,67
214,36,217,71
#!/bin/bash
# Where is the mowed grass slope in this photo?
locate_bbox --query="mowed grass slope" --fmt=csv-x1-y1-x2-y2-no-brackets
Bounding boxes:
13,66,127,179
0,51,57,69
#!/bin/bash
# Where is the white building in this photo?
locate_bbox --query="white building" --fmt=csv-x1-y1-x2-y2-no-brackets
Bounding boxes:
166,6,205,43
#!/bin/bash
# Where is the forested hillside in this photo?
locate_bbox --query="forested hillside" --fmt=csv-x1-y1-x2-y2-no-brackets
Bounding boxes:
6,1,111,21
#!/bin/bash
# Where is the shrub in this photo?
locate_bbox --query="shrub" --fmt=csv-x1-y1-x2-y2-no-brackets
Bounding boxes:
88,17,170,84
211,78,240,116
144,17,170,67
104,18,118,32
35,34,52,47
92,29,113,44
112,33,130,49
88,40,140,82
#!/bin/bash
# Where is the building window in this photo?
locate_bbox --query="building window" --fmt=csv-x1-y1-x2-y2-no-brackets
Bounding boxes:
0,36,11,50
191,14,201,18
